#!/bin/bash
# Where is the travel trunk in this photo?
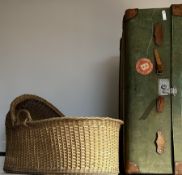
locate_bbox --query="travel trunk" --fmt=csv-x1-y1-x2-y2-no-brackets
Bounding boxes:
120,4,182,174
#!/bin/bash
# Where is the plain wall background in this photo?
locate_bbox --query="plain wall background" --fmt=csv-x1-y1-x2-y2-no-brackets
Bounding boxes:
0,0,181,152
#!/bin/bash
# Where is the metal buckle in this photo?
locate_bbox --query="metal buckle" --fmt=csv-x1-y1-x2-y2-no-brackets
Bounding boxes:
158,79,177,96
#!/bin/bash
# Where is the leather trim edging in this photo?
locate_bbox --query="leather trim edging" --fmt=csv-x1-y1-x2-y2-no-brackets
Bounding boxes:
124,9,138,21
172,4,182,16
175,162,182,175
125,162,140,174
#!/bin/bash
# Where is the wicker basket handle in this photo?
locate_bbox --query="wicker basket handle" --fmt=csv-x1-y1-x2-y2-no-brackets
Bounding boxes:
15,109,32,126
10,94,65,127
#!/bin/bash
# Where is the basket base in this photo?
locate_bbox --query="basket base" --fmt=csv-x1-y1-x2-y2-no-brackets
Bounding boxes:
4,168,118,175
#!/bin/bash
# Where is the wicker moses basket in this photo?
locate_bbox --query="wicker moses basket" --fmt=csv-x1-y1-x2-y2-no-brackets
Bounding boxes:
4,94,123,175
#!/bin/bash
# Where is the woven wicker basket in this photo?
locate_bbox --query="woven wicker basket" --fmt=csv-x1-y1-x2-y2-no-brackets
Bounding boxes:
4,94,123,175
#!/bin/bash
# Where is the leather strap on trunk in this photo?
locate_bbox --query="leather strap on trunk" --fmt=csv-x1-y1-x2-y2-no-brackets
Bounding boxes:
154,48,164,74
156,130,166,154
154,23,164,46
156,96,164,113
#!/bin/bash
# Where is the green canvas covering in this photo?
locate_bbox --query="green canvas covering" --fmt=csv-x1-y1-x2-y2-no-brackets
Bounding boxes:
120,4,182,174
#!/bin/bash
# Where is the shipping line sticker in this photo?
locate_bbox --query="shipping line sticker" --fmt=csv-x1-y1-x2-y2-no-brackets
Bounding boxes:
136,58,153,75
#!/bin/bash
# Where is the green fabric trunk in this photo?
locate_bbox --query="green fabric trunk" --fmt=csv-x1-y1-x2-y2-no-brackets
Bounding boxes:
120,5,182,174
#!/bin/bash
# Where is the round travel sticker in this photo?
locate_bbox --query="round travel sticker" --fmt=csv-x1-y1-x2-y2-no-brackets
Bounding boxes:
136,58,153,75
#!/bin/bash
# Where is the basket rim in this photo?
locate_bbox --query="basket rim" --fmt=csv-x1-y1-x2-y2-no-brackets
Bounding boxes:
8,94,123,127
14,116,124,125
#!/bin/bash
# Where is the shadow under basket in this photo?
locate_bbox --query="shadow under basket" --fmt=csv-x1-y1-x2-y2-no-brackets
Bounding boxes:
4,94,123,175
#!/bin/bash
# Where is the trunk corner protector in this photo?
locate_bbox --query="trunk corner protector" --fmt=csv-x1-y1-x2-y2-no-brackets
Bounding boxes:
125,161,140,174
175,162,182,175
124,9,138,22
172,4,182,16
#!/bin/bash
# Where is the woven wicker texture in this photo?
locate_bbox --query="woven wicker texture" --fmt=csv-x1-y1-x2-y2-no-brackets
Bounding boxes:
4,94,123,175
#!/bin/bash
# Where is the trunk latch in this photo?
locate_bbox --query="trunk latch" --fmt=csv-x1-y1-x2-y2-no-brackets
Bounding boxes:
158,79,177,96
